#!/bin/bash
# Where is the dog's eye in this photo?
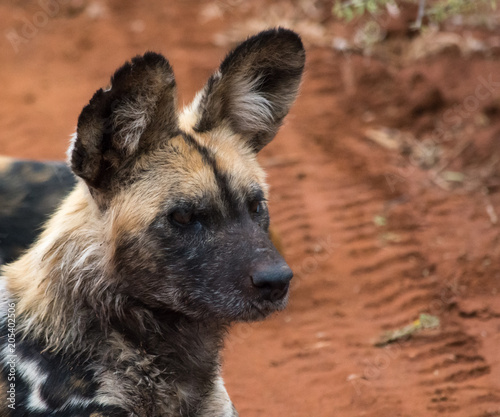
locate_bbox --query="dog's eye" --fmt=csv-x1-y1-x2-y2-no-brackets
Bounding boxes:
249,200,263,215
170,208,195,226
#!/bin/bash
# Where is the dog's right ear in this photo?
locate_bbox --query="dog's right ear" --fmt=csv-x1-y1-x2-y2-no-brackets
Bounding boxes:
193,28,305,153
70,52,178,193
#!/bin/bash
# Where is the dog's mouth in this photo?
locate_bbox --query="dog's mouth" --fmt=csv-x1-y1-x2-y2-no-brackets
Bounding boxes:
246,287,290,320
253,281,289,301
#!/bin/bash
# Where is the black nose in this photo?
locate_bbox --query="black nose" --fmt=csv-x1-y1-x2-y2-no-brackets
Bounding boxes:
251,262,293,300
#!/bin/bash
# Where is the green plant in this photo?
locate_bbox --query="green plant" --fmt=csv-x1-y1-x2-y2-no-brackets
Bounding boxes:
333,0,497,28
333,0,393,22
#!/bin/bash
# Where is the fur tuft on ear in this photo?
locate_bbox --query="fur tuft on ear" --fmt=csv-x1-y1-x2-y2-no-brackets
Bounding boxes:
71,52,178,191
194,28,305,152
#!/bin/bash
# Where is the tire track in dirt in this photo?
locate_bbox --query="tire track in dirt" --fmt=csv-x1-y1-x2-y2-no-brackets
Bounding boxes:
412,192,500,417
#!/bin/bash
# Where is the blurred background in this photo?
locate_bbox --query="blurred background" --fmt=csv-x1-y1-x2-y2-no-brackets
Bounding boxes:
1,1,500,415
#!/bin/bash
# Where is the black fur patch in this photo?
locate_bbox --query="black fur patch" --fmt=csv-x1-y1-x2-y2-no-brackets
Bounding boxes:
0,160,75,264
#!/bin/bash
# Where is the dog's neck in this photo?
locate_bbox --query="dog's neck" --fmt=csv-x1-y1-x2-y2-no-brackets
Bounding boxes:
110,297,228,361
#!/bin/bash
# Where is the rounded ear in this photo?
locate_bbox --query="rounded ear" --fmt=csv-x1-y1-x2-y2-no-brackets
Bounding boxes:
70,52,178,192
193,28,305,152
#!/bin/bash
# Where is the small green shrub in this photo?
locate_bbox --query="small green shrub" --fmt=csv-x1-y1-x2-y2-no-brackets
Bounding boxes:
333,0,497,28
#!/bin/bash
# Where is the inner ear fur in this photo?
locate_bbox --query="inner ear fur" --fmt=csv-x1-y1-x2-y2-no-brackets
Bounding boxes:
194,28,305,152
71,52,178,191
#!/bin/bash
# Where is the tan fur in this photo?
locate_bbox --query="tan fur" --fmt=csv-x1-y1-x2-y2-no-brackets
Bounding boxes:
180,110,269,200
0,156,12,174
0,377,7,394
5,185,103,344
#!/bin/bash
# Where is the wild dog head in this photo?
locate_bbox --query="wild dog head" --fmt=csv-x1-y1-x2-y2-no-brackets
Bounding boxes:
70,28,305,322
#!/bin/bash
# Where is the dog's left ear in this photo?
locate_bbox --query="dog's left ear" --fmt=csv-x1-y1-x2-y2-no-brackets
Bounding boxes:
194,28,305,152
70,52,178,193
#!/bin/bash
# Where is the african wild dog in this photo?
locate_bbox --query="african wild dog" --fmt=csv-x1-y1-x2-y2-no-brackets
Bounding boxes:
0,28,305,416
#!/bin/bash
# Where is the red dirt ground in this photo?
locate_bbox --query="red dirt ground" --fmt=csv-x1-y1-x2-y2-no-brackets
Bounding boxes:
1,1,499,416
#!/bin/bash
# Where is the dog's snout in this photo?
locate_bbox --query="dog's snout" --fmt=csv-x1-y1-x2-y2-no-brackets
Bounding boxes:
251,261,293,299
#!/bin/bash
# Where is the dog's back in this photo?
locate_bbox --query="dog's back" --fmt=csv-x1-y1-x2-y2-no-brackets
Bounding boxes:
0,157,75,264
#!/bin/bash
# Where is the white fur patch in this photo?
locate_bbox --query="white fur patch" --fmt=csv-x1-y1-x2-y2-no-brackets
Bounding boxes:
113,99,151,154
66,131,78,164
27,385,49,412
0,277,8,308
179,90,205,132
18,359,49,412
59,395,94,410
199,376,237,416
0,277,9,332
231,74,274,133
